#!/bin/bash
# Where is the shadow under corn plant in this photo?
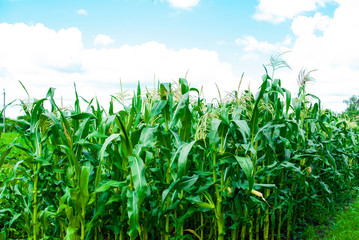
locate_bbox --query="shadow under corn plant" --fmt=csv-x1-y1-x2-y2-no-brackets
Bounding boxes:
1,63,359,240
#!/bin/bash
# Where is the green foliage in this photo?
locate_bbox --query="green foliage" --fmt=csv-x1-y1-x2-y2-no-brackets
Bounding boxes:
343,95,359,120
0,132,28,164
1,65,359,240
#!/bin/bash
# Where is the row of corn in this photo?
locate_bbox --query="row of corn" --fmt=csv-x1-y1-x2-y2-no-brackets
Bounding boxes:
1,66,359,240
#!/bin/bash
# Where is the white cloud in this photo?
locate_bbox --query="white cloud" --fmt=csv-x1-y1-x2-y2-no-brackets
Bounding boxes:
291,13,331,36
236,36,276,53
94,34,114,47
236,36,292,53
0,23,83,77
82,41,236,87
0,23,238,118
166,0,200,10
253,0,334,23
76,9,88,16
275,0,359,112
235,1,359,113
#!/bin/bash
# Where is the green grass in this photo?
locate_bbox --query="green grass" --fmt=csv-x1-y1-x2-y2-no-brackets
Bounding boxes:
304,192,359,240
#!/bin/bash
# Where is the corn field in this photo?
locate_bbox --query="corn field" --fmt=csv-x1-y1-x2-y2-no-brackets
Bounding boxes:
1,66,359,240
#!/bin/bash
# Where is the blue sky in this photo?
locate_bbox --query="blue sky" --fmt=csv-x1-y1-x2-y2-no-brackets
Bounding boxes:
0,0,358,117
0,1,287,57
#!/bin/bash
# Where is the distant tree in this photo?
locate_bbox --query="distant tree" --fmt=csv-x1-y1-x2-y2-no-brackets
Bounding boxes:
343,95,359,119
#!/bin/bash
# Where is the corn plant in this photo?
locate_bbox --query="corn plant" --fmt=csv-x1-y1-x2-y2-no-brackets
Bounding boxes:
1,62,359,240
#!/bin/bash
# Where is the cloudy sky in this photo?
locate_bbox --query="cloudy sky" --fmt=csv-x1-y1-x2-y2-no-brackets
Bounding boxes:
0,0,358,117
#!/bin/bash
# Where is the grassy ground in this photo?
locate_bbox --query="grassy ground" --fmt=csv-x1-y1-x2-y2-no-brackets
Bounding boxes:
303,191,359,240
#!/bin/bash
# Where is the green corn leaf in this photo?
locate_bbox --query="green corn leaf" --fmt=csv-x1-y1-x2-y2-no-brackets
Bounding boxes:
162,177,181,203
177,140,196,178
179,78,189,94
235,156,254,192
139,127,157,148
170,92,189,129
106,195,121,205
115,115,133,155
320,181,332,194
254,183,276,189
64,226,78,240
187,195,214,210
70,112,96,120
128,155,147,205
0,208,14,215
95,180,127,193
149,100,167,120
195,201,214,210
79,166,91,210
74,118,91,146
127,189,139,240
45,87,56,111
0,230,5,240
0,145,12,168
60,144,81,177
233,120,250,141
160,83,170,100
326,150,337,173
250,76,269,136
188,190,215,210
96,133,120,188
177,174,199,191
283,88,291,115
179,108,192,141
209,118,221,148
162,174,199,203
202,190,215,207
